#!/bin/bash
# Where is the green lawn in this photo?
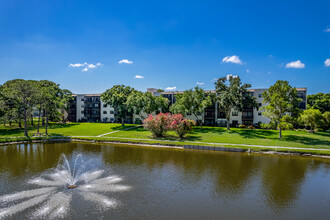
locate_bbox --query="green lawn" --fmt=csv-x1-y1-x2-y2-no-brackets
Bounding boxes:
104,126,330,150
1,122,329,155
0,122,135,137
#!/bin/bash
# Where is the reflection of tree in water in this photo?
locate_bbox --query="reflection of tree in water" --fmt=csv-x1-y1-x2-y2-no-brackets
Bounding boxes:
0,143,77,176
260,156,310,211
101,145,261,198
0,142,105,177
209,154,260,199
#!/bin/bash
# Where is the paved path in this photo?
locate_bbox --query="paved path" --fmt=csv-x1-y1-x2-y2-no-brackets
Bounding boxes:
96,125,141,137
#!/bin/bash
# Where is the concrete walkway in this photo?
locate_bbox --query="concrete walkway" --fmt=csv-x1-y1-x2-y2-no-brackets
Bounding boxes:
96,125,141,137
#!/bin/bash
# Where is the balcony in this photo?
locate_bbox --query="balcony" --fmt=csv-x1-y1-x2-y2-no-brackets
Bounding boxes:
242,115,253,120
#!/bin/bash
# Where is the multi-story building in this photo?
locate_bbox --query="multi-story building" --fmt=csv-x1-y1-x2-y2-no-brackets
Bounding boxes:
68,94,115,122
67,87,307,127
145,87,307,127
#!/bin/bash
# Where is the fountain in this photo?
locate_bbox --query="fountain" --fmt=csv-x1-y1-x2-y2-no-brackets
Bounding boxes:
0,154,131,219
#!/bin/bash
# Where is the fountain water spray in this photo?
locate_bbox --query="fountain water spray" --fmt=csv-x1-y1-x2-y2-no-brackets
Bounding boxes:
0,154,131,219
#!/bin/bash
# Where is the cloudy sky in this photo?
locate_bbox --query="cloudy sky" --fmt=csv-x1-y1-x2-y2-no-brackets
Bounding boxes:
0,0,329,93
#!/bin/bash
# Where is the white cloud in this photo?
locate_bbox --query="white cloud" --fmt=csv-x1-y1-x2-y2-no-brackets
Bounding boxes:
246,69,250,73
135,75,144,79
226,74,238,80
165,86,176,91
222,55,243,64
69,62,102,71
211,78,218,82
69,63,85,67
325,59,330,67
118,59,133,64
285,60,305,69
324,28,330,32
87,64,96,69
196,82,204,85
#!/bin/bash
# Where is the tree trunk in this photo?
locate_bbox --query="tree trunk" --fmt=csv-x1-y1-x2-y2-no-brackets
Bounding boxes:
278,126,282,138
24,108,28,137
121,117,124,126
19,120,22,128
226,111,230,130
31,114,34,126
45,109,48,135
37,109,41,133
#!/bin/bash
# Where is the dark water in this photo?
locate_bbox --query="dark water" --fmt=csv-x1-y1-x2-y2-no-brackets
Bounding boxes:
0,142,330,219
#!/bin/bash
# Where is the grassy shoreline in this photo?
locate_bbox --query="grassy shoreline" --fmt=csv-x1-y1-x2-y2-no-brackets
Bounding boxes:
1,122,329,157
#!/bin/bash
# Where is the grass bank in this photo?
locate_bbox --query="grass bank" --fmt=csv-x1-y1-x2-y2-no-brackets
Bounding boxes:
1,122,329,156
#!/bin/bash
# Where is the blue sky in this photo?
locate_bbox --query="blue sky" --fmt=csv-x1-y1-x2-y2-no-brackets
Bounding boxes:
0,0,329,94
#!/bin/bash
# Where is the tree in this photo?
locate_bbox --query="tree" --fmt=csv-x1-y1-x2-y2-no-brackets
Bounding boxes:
39,80,62,135
143,113,172,137
170,87,212,128
299,109,323,130
307,93,330,113
59,89,73,123
170,114,196,138
322,111,330,130
101,85,135,126
1,79,36,136
262,80,299,138
126,91,168,119
215,76,257,130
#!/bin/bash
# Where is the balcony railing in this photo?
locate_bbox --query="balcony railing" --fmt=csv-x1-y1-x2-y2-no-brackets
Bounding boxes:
242,116,253,120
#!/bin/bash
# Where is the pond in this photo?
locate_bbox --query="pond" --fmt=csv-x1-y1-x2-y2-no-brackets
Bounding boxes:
0,142,329,219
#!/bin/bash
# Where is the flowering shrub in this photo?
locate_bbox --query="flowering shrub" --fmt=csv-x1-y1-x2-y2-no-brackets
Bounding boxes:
169,114,196,138
143,113,195,138
248,125,254,129
143,113,171,137
238,124,246,128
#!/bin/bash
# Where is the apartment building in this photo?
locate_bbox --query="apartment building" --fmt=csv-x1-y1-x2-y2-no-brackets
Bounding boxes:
68,94,116,122
146,87,307,127
67,87,307,127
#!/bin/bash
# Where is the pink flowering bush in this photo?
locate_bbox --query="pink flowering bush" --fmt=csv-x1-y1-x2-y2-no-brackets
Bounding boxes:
143,113,196,138
143,113,172,137
170,114,196,138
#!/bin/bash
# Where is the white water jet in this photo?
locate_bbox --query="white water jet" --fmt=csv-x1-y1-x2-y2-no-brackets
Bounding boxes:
0,154,131,219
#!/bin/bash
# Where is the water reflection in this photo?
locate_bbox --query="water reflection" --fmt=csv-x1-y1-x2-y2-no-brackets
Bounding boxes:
0,142,329,219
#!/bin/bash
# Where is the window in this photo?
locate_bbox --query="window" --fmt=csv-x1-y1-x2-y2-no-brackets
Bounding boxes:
258,94,262,98
95,104,99,107
81,105,84,108
81,111,84,114
258,112,262,116
110,110,114,114
103,111,107,114
232,112,238,116
103,104,107,107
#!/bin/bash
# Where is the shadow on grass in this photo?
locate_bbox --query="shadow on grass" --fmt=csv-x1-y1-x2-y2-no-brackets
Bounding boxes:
283,135,330,147
0,123,79,137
